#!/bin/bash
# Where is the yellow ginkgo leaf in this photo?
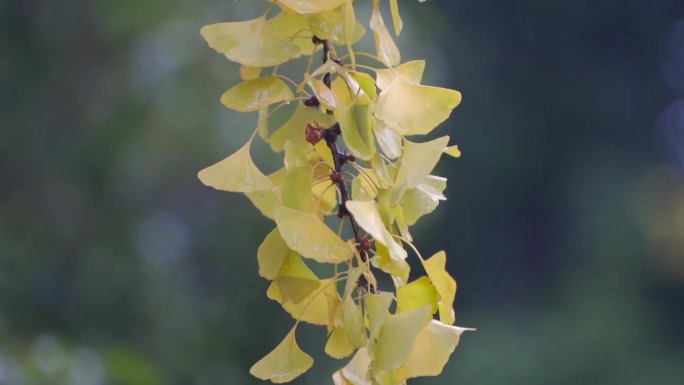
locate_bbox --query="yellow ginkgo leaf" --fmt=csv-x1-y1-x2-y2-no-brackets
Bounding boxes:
395,136,449,190
366,292,393,340
332,370,352,385
375,76,461,136
445,144,462,158
400,175,447,225
201,17,299,67
221,76,294,112
306,7,366,46
245,167,287,219
396,276,439,314
346,200,407,261
325,327,356,359
337,96,376,161
369,0,400,67
308,77,339,110
278,0,347,14
239,65,262,80
389,0,403,35
342,348,372,385
374,124,402,160
257,228,290,280
198,140,272,193
422,251,457,325
375,60,425,91
282,143,315,212
371,241,410,288
267,11,315,55
269,103,335,152
349,71,377,99
249,327,313,383
370,305,432,370
395,320,473,381
343,297,367,348
273,205,353,264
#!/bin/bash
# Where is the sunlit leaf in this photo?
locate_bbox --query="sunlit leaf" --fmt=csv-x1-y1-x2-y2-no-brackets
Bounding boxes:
422,251,457,324
278,0,347,14
366,292,393,340
269,103,335,152
389,0,403,35
375,76,461,135
370,306,432,370
221,76,294,112
326,327,356,359
370,0,400,67
201,17,299,66
198,140,272,193
375,60,425,91
401,175,447,225
396,276,439,314
395,320,473,381
250,327,313,383
346,200,407,261
337,95,376,160
257,228,290,280
274,205,353,263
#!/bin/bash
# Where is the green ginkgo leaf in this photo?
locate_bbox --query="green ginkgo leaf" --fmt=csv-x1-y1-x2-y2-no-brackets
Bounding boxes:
245,167,287,219
306,7,366,46
278,0,347,14
257,228,291,280
269,103,335,152
374,124,402,160
342,348,372,385
371,240,410,288
422,251,457,325
221,76,294,112
395,136,449,190
400,175,447,225
282,142,315,212
337,96,376,160
198,140,272,193
396,276,439,314
395,320,473,381
267,11,315,55
375,76,461,136
375,60,425,91
370,0,400,67
201,17,299,66
366,292,393,340
349,71,378,99
346,200,407,261
343,296,367,348
250,327,313,383
325,327,356,359
273,205,353,264
370,305,432,370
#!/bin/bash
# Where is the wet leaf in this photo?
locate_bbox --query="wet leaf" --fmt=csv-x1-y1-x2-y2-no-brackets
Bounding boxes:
396,276,439,314
370,306,432,370
422,251,457,324
221,76,294,112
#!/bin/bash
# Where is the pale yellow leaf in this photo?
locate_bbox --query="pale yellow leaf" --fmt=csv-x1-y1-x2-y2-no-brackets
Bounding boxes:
342,348,372,385
240,65,262,80
306,7,366,46
400,175,447,225
346,200,407,261
370,306,432,370
325,327,355,359
396,276,439,314
366,292,393,340
375,60,425,91
267,11,315,55
389,0,403,35
269,103,335,152
257,228,290,280
337,96,376,160
422,251,457,324
445,145,462,158
198,140,272,193
221,76,294,112
308,77,339,110
374,124,402,160
343,297,367,348
369,1,401,67
250,327,313,383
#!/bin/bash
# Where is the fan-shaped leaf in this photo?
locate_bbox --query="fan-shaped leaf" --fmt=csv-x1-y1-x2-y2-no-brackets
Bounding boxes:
366,292,393,340
250,327,313,383
370,1,400,67
337,96,376,160
269,103,335,152
306,8,366,46
198,140,272,193
346,201,407,261
396,276,439,314
221,76,294,112
401,175,447,225
326,327,356,359
422,251,457,324
375,60,425,91
258,228,290,280
370,306,432,370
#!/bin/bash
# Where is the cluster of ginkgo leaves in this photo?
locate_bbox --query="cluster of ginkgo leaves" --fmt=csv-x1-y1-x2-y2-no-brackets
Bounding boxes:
198,0,473,384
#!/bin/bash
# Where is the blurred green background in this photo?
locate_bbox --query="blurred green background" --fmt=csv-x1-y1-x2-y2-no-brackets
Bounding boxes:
1,0,684,384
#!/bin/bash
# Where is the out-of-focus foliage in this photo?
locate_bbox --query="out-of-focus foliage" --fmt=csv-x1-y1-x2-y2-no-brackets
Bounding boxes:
1,1,683,385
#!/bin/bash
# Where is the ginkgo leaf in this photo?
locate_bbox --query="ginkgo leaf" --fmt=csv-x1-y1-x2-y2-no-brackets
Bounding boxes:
308,77,339,110
366,292,393,340
346,201,407,261
351,167,380,201
370,305,432,370
395,320,473,381
370,0,400,67
282,143,315,212
267,11,315,55
389,0,403,35
343,297,367,348
250,327,313,383
278,0,347,14
337,96,376,160
371,241,410,288
312,179,337,214
240,65,262,80
342,348,372,385
273,205,353,263
201,17,299,66
374,124,402,160
396,276,439,314
269,103,335,152
326,327,356,359
332,370,352,385
395,136,450,190
445,145,462,158
375,76,461,136
221,76,294,112
375,60,425,91
257,228,291,280
349,71,377,100
306,8,366,46
401,175,447,225
245,167,287,219
198,140,272,193
422,251,457,325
